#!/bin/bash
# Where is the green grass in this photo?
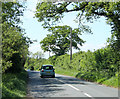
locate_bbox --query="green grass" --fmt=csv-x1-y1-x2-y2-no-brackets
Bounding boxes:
55,67,119,88
2,70,28,98
102,76,119,88
55,67,78,77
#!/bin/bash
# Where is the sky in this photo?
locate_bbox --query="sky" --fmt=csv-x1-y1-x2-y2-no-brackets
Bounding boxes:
20,0,112,59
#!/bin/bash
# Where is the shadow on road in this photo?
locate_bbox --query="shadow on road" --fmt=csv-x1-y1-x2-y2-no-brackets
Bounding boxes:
27,71,118,98
27,71,65,97
55,76,88,85
28,71,91,85
27,71,97,97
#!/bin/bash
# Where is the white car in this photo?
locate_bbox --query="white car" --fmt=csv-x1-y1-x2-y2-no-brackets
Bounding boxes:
40,65,55,78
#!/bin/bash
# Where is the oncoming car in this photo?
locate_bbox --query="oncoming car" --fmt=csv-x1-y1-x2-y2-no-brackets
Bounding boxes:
40,65,55,78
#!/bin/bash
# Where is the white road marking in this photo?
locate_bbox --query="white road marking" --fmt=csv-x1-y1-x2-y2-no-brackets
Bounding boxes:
55,78,94,98
55,78,80,91
56,79,65,83
84,93,92,97
84,93,95,99
66,84,80,91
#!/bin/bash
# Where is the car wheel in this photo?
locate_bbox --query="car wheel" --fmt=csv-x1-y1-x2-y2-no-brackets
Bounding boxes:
41,75,44,78
52,75,55,78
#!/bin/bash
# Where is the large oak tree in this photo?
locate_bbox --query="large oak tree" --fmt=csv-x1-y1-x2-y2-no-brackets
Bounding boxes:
40,25,85,55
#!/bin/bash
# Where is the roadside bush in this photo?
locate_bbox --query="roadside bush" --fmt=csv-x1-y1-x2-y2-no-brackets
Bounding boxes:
2,70,28,97
48,55,58,65
30,66,34,70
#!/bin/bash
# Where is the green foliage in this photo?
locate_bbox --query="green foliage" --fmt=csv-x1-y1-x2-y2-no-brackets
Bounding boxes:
32,51,44,60
54,54,70,69
48,55,58,65
55,67,77,77
102,72,119,88
2,2,25,26
35,2,120,52
40,25,85,55
38,46,119,88
24,51,50,71
2,70,28,97
1,2,31,73
2,24,30,73
35,2,63,28
76,48,119,82
35,2,120,86
30,66,34,71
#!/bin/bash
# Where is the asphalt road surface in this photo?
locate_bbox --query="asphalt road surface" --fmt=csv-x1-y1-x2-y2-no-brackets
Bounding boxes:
27,71,119,98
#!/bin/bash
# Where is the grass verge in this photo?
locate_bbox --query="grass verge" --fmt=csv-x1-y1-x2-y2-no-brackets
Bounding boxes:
2,70,28,98
55,67,78,77
55,67,119,88
102,76,119,88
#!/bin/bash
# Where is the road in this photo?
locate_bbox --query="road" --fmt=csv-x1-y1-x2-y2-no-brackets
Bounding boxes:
27,71,119,98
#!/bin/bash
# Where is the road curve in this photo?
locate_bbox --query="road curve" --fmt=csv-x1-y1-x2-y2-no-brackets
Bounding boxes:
27,71,119,98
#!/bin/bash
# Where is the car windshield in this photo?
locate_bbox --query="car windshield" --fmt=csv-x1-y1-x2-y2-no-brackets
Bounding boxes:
43,66,53,70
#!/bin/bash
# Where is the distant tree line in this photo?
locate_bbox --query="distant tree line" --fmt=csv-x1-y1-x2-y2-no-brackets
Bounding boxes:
24,51,45,70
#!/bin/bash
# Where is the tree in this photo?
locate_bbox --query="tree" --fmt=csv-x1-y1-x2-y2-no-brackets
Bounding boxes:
2,24,30,73
33,51,44,60
40,25,85,56
1,2,32,73
2,2,25,27
24,51,46,70
35,2,120,51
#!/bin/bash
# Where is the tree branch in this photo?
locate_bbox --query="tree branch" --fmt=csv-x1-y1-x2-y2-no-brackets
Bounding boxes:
65,3,88,12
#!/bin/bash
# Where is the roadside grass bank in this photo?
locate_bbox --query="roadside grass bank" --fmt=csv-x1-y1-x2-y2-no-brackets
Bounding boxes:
102,75,119,88
2,70,28,98
55,67,119,88
55,67,78,77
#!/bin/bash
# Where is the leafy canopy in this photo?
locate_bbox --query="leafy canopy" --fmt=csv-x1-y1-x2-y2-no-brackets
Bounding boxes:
35,2,120,51
40,25,85,55
1,2,31,73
